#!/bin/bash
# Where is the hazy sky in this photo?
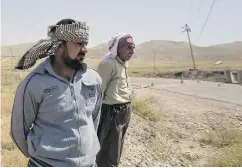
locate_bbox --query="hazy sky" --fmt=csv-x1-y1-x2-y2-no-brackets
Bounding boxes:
1,0,242,47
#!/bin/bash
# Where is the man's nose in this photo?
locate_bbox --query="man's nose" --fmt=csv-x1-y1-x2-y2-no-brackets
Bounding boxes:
130,48,134,54
80,45,88,53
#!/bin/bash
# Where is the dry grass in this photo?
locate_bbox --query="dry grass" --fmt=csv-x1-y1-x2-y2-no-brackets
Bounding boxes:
182,152,201,162
1,60,31,167
208,143,242,167
132,98,160,122
199,129,242,148
128,60,242,77
1,59,32,166
1,92,28,166
199,128,242,166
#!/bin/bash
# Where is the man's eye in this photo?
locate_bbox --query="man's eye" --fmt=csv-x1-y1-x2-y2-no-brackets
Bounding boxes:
78,42,87,46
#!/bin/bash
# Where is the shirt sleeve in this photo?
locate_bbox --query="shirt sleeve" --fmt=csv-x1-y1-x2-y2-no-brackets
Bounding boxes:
10,75,40,157
96,60,113,98
92,81,102,132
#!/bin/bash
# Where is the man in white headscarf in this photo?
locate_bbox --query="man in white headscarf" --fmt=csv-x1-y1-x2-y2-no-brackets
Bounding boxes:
96,33,135,167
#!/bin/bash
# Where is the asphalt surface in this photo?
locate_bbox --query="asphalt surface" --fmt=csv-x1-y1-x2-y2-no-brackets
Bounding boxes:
130,77,242,106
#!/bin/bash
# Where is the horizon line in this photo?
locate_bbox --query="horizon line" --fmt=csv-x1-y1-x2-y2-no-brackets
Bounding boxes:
1,40,241,48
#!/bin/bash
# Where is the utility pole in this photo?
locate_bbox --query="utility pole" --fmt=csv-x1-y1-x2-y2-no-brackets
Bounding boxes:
153,49,156,71
183,24,196,70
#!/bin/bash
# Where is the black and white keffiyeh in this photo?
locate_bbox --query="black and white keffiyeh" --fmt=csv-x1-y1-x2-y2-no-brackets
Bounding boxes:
15,20,89,70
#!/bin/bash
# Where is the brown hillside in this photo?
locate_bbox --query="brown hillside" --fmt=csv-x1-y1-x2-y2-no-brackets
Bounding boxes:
1,43,35,57
1,41,242,61
86,43,108,58
133,40,242,61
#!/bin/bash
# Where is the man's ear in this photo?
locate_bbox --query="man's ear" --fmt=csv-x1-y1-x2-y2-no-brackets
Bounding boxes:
55,42,64,54
60,45,64,52
58,41,66,51
117,48,120,56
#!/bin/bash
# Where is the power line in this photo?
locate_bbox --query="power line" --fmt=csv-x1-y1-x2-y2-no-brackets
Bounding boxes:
197,0,216,43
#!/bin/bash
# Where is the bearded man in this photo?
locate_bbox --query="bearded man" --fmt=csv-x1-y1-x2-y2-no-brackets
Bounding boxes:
10,18,102,167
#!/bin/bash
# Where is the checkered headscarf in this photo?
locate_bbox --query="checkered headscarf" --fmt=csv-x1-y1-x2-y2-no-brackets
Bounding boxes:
15,20,89,70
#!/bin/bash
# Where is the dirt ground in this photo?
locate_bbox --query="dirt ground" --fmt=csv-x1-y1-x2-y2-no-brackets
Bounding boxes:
142,70,229,83
1,85,241,167
119,88,242,167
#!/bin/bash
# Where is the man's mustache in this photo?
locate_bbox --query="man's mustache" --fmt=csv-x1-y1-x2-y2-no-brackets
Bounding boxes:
77,52,86,57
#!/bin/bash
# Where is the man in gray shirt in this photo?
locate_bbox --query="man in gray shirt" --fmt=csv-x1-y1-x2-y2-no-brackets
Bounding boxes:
10,18,102,167
96,33,135,167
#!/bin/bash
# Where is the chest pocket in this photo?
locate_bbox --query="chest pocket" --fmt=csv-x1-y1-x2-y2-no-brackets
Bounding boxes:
82,80,98,107
39,87,72,123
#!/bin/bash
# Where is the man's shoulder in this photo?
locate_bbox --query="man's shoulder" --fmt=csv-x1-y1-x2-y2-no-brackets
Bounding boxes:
83,68,102,84
99,58,116,66
16,72,43,95
97,58,117,72
85,68,100,77
17,58,48,89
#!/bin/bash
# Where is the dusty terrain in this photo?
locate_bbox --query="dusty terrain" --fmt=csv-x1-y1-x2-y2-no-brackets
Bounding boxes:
1,58,242,166
142,69,228,83
2,87,241,167
119,88,242,166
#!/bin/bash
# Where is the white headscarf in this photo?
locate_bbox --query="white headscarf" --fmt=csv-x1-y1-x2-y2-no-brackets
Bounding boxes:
104,33,130,59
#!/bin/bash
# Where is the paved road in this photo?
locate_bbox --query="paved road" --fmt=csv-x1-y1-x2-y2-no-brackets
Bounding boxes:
130,77,242,106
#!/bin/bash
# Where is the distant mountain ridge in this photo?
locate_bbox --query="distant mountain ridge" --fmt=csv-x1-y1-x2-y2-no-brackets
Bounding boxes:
1,41,242,61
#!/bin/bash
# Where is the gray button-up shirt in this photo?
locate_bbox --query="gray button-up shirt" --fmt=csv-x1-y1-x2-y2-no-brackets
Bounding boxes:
10,57,102,167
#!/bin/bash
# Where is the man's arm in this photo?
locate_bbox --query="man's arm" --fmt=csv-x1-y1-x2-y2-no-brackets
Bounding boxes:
96,60,113,97
92,82,102,132
10,76,39,157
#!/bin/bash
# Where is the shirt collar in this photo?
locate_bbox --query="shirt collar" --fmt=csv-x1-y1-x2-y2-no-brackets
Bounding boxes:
116,56,129,68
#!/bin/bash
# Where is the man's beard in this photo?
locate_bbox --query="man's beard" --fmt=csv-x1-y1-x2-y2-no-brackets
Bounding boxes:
62,54,84,70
